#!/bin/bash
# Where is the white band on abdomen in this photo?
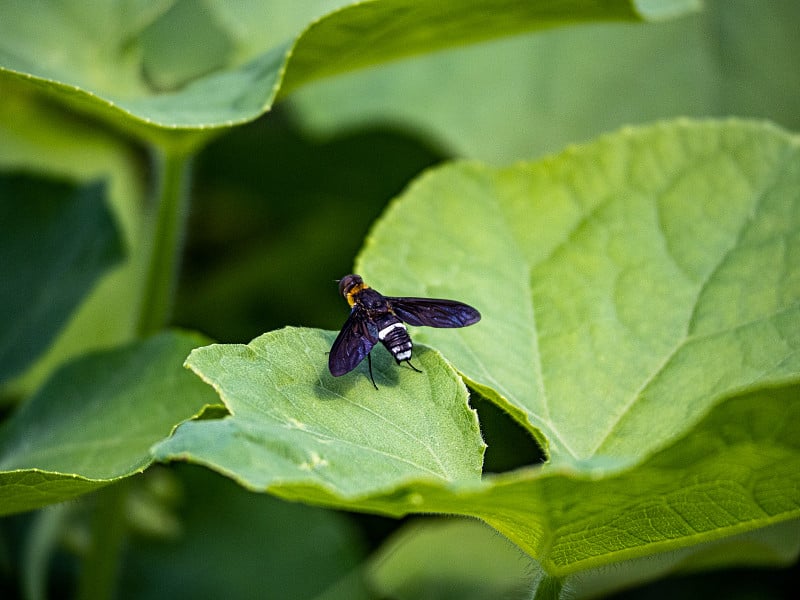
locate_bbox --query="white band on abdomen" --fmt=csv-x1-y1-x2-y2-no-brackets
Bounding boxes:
378,322,405,340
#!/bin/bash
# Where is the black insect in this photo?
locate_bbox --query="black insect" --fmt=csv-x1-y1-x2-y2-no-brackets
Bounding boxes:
329,274,481,388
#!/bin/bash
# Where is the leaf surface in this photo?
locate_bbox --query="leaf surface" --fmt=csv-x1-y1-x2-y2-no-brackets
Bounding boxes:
0,331,218,515
153,327,485,500
292,1,799,163
358,119,800,470
0,0,693,138
0,176,123,383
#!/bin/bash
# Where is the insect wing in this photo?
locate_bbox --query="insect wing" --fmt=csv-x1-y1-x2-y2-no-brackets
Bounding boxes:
328,310,378,376
388,297,481,328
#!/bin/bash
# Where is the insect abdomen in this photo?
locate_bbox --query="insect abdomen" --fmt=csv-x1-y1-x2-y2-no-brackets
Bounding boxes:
378,321,412,363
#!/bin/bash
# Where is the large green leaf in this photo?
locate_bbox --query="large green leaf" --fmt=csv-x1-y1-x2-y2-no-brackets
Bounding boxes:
0,175,123,383
291,0,799,163
0,0,693,141
358,119,800,470
0,331,218,516
154,120,800,589
153,327,485,500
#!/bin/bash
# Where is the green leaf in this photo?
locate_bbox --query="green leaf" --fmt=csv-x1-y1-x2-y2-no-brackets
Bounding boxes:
152,327,485,500
252,382,797,581
158,378,800,587
369,517,800,599
292,1,799,164
357,119,800,471
0,0,694,140
0,331,218,516
0,175,123,383
465,384,800,581
0,78,148,396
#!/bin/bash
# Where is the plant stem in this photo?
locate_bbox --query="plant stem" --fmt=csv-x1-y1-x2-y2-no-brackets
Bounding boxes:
532,574,563,600
135,148,193,336
76,481,130,600
76,148,192,598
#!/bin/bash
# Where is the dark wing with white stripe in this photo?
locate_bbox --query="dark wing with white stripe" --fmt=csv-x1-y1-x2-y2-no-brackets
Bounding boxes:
388,297,481,328
328,309,379,376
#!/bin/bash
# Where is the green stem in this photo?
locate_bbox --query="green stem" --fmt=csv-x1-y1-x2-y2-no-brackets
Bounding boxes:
76,481,130,600
136,148,193,336
75,148,193,599
532,574,563,600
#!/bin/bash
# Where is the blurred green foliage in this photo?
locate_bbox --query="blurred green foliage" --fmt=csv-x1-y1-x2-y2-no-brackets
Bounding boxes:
175,110,443,340
1,1,799,598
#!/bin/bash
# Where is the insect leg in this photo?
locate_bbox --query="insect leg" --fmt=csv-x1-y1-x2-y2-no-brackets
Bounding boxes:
405,359,423,373
367,353,378,390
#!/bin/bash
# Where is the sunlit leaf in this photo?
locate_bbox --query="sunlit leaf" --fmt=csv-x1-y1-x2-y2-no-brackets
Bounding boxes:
358,119,800,470
153,327,485,501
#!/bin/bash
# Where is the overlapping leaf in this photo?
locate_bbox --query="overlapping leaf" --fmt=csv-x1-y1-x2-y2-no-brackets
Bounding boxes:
0,0,693,140
0,81,148,395
156,345,800,585
0,331,218,515
153,327,485,501
292,1,800,164
0,175,123,383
